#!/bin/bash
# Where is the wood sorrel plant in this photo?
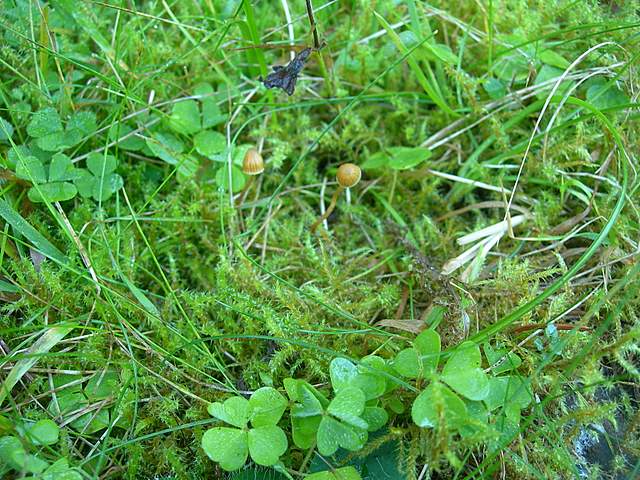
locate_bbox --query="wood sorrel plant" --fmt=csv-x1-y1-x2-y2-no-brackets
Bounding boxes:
200,328,534,474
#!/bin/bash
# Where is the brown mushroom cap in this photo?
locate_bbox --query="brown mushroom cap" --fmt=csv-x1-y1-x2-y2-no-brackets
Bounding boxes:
242,148,264,175
336,163,361,188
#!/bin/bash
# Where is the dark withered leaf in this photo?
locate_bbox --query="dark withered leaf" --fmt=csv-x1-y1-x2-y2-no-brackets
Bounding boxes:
262,48,313,96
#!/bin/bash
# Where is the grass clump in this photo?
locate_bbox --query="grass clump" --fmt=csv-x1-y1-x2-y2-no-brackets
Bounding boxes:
0,1,639,479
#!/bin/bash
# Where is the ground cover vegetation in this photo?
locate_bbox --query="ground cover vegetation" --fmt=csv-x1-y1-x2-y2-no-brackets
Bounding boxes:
0,0,639,478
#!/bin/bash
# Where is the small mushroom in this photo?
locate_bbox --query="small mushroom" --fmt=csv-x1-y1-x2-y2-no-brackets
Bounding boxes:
242,148,264,176
238,147,264,206
310,163,361,233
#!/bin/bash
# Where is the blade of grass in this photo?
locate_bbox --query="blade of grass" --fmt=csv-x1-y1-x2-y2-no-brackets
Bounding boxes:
0,325,74,406
373,10,456,116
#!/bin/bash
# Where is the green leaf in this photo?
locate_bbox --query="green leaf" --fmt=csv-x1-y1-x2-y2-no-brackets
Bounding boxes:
388,147,432,170
361,150,389,171
330,358,358,392
24,419,59,446
87,153,117,177
353,372,386,401
484,78,506,100
67,111,97,137
215,165,246,193
27,108,63,138
0,117,14,142
84,371,119,400
247,425,287,466
249,387,287,427
539,49,570,69
0,435,49,473
327,387,367,430
201,427,248,471
423,43,457,64
36,131,73,151
28,182,77,203
146,132,185,164
283,378,299,402
170,100,201,135
441,341,490,401
306,467,362,480
208,396,250,428
194,130,227,159
7,145,32,169
291,415,321,449
392,348,421,379
92,173,122,201
586,79,629,110
411,382,468,429
483,343,522,374
15,155,47,183
361,355,397,393
484,376,533,411
534,65,575,99
414,328,440,372
291,383,323,418
74,170,94,198
42,458,83,480
361,406,388,432
108,123,145,151
176,155,199,182
196,83,226,128
49,153,78,182
317,416,365,456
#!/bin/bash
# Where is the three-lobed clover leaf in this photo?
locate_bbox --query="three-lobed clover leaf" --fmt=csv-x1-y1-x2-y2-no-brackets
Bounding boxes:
202,387,288,471
15,152,80,203
74,153,123,201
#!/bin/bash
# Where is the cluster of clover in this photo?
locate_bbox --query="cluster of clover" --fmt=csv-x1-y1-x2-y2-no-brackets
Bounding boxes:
201,328,533,473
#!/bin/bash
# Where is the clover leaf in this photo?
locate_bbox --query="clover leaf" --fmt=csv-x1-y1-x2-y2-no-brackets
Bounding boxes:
330,357,386,401
170,100,201,135
0,435,49,474
306,466,362,480
74,153,123,201
0,117,14,143
23,419,59,446
483,343,522,374
202,387,288,471
27,108,96,151
441,341,490,401
392,329,440,379
411,381,468,429
14,152,80,203
169,84,226,136
215,164,246,193
194,130,226,159
484,375,533,411
195,82,226,128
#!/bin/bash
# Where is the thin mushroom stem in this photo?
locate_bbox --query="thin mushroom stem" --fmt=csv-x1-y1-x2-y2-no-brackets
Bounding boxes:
310,186,343,233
